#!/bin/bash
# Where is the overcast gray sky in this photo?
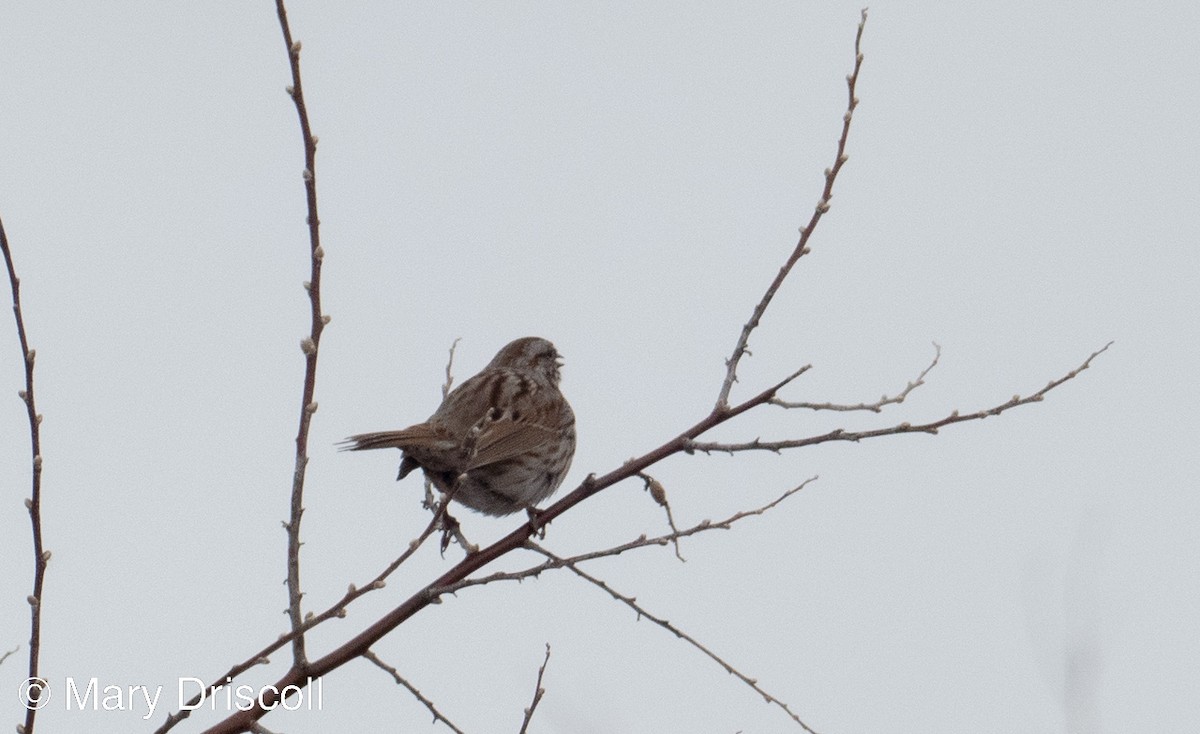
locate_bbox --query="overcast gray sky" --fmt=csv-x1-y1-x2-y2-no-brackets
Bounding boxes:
2,3,1198,733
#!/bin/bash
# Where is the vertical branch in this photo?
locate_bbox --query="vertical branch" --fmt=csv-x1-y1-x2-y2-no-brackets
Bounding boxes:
517,644,552,734
716,8,868,412
276,0,325,669
1,216,49,734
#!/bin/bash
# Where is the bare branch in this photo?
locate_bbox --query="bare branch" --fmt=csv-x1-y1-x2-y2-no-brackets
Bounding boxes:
276,0,327,670
2,215,50,734
771,342,941,412
517,644,552,734
0,645,18,667
364,650,467,734
431,479,817,598
693,342,1112,455
530,547,820,733
716,8,869,412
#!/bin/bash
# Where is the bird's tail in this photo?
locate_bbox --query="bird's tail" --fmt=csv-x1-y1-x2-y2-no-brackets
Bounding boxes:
338,430,413,451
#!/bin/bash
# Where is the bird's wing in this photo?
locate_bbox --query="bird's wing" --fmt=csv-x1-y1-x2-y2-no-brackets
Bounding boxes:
465,418,556,470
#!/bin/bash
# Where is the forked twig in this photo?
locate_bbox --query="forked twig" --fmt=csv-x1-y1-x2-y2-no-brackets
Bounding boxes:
771,343,941,412
691,343,1112,455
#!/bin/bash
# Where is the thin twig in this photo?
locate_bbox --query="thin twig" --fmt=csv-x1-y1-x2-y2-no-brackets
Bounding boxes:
276,0,326,670
716,8,869,412
771,342,941,412
530,547,819,733
517,644,552,734
0,646,19,667
692,343,1113,455
2,215,50,734
364,650,467,734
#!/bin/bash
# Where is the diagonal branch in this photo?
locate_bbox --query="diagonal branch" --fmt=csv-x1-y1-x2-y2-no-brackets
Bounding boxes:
716,8,869,412
529,546,820,733
364,650,467,734
517,644,552,734
276,0,327,670
771,342,941,412
430,479,817,598
2,215,51,734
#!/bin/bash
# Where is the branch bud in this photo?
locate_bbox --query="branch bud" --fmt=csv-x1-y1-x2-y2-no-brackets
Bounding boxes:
300,337,316,355
645,477,668,507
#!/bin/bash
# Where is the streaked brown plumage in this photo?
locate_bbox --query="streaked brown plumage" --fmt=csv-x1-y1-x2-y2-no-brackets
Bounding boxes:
342,337,576,516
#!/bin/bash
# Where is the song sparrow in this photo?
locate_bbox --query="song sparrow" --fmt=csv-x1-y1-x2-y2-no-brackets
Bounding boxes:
342,337,576,516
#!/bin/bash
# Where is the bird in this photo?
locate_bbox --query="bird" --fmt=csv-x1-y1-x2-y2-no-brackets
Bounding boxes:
342,337,576,516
